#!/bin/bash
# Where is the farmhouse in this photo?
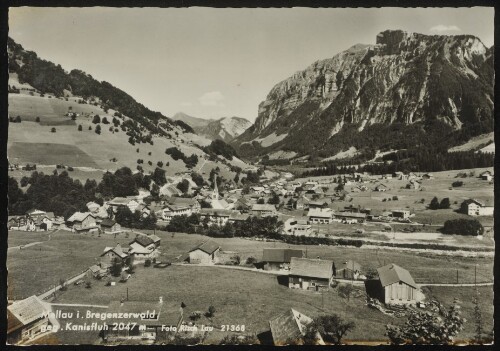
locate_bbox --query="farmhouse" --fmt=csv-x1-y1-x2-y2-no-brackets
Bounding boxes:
307,208,333,224
308,200,328,209
228,212,250,224
160,203,192,222
373,183,388,192
335,260,362,280
269,308,323,346
88,264,107,279
199,208,233,226
66,212,98,233
480,171,493,181
283,217,312,236
262,248,305,271
334,211,366,224
187,240,221,264
102,297,183,343
464,199,494,216
376,263,422,305
100,244,129,268
251,204,277,217
288,257,335,291
128,234,159,263
165,197,201,213
100,218,121,234
107,197,140,213
295,196,310,210
7,295,52,344
391,209,411,220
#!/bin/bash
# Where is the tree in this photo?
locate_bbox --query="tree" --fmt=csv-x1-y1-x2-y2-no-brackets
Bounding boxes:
78,124,83,131
176,179,190,194
110,257,122,277
95,124,101,134
267,193,280,205
442,218,484,236
15,115,22,123
102,116,109,124
92,115,101,124
35,116,40,122
304,314,355,345
205,305,216,319
257,198,265,204
386,299,466,345
337,284,355,302
439,197,451,209
452,181,464,187
88,126,92,130
429,196,440,210
51,127,56,133
20,176,29,187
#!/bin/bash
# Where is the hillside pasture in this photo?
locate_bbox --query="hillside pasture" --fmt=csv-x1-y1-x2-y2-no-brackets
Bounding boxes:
8,142,99,168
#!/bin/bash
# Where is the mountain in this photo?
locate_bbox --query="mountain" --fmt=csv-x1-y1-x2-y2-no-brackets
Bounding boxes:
173,113,252,142
7,37,250,180
233,30,494,161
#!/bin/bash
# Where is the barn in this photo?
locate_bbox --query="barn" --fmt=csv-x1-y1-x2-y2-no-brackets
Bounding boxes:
187,240,221,264
262,248,305,271
376,263,422,305
288,257,335,291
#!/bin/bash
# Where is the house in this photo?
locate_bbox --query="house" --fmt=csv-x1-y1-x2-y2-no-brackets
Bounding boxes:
308,201,328,209
100,244,129,268
262,248,305,271
199,208,233,226
376,264,422,305
160,203,192,222
288,257,335,291
295,196,310,210
165,197,201,213
374,183,388,192
269,309,323,346
283,217,312,236
335,260,362,280
107,197,140,213
307,208,333,224
334,211,366,224
391,209,411,220
135,203,151,217
187,240,221,264
7,295,53,344
480,171,493,181
228,212,250,224
88,264,107,279
102,297,183,343
66,212,98,233
464,199,494,216
100,218,122,233
86,201,101,213
129,235,158,263
33,214,54,231
405,179,421,190
251,204,277,217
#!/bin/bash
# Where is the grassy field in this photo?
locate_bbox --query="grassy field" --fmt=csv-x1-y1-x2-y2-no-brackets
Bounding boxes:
8,92,248,180
8,229,494,344
8,229,494,301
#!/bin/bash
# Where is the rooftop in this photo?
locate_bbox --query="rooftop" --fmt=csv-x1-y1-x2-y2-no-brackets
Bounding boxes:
377,263,417,288
189,240,220,255
289,257,334,279
269,308,312,346
263,248,304,263
8,296,49,333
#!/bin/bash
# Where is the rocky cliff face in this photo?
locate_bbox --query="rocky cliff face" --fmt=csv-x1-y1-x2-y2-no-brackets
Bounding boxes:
234,30,494,159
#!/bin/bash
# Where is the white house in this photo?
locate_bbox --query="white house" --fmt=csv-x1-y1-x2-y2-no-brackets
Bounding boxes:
307,208,333,224
187,240,221,264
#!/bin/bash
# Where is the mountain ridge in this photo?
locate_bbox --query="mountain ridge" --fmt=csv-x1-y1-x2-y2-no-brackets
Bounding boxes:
233,30,494,161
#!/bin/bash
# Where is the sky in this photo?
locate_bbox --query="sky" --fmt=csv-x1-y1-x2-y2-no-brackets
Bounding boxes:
9,7,494,122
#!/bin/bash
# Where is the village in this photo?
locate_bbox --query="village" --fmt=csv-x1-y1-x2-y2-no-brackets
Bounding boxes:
7,165,495,345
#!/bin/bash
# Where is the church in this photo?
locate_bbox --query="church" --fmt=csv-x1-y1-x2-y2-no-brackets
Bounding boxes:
206,174,233,210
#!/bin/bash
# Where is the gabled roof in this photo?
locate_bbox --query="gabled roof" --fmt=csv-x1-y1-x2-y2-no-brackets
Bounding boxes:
189,240,220,255
269,309,313,346
465,199,485,207
252,204,276,212
130,234,155,247
164,203,191,212
149,234,161,243
262,248,304,263
7,296,48,333
100,218,117,227
289,257,334,279
67,211,95,222
101,244,128,258
307,208,333,218
377,263,417,288
229,213,250,221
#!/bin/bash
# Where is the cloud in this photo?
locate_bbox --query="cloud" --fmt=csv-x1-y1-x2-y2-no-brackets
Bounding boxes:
199,91,225,107
430,25,461,32
180,102,192,107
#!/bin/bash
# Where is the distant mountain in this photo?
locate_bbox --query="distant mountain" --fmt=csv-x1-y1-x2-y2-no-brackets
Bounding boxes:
173,112,252,142
233,30,494,161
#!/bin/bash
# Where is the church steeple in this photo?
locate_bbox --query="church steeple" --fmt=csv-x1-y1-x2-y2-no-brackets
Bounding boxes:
211,173,219,200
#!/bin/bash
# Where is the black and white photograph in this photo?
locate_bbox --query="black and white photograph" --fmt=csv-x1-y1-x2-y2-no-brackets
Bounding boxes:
4,5,496,346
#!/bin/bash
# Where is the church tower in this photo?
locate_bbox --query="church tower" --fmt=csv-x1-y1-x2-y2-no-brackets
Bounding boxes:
211,173,219,200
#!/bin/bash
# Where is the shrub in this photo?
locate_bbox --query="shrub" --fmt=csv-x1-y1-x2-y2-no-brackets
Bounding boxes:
144,259,152,267
95,124,101,134
452,181,464,187
429,196,440,210
78,124,82,131
439,197,451,209
51,127,56,133
35,116,40,122
92,115,101,124
15,115,22,123
442,219,484,236
189,311,202,321
392,196,398,201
